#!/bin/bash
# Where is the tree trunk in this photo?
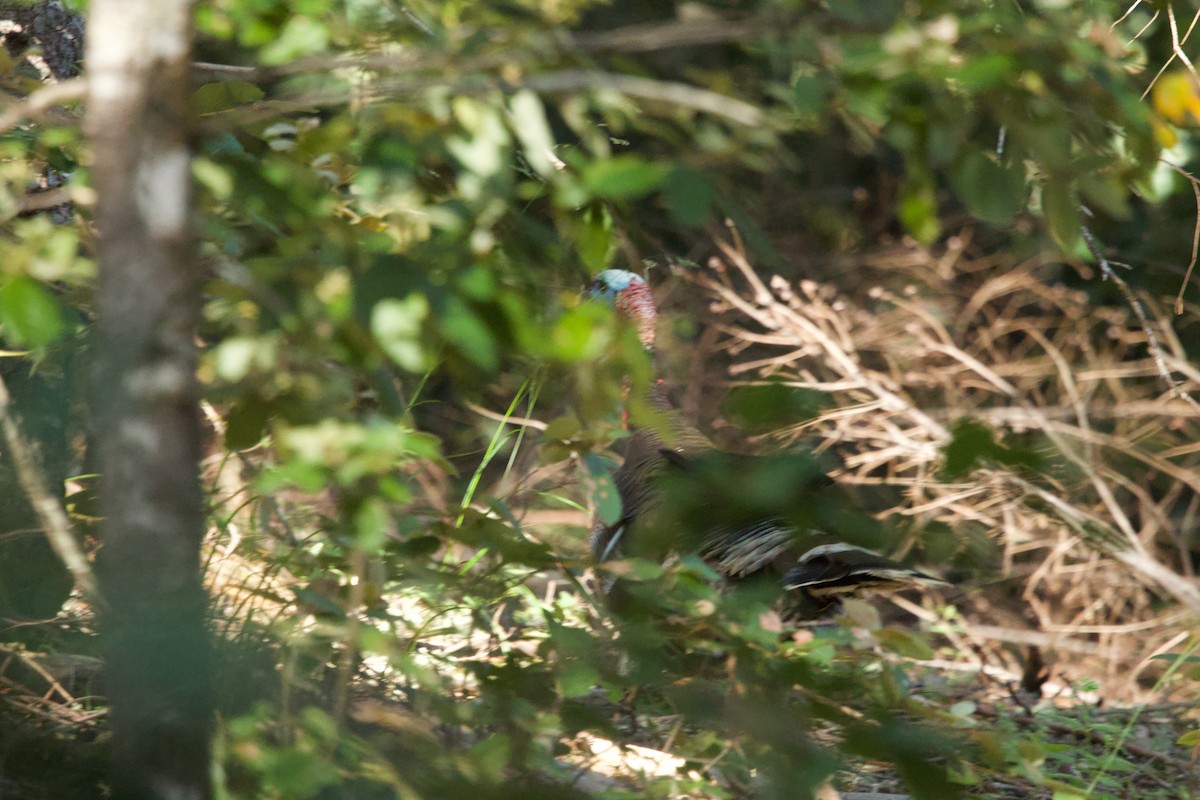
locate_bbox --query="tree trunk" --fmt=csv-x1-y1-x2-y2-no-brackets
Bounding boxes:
84,2,212,798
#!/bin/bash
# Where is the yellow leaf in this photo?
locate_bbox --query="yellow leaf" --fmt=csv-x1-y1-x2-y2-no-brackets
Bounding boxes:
1151,72,1200,126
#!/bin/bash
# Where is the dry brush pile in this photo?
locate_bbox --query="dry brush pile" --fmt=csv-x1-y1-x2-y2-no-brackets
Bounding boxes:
693,232,1200,702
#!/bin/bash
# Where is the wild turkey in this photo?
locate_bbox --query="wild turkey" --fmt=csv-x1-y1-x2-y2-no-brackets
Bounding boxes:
586,269,947,613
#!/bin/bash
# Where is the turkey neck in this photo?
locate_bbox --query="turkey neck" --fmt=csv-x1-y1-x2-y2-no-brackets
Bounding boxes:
590,379,710,561
631,379,710,456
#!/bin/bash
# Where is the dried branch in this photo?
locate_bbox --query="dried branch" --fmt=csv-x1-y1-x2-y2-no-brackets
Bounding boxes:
698,229,1200,696
1081,223,1200,415
0,76,85,133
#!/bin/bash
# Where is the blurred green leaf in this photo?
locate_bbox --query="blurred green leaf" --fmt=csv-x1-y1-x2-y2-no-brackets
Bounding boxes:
898,176,940,244
194,81,264,114
510,90,559,178
942,418,1042,479
950,151,1028,224
792,74,831,114
876,628,934,660
1042,177,1080,251
0,277,64,346
576,204,614,271
372,294,428,372
583,156,670,200
259,16,329,64
583,451,621,526
724,383,825,434
224,397,271,450
440,297,499,371
661,166,714,227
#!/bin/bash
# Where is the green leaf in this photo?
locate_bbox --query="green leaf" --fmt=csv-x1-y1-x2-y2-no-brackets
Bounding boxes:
1079,172,1131,220
225,397,271,450
791,74,831,113
558,659,600,698
1177,729,1200,746
259,16,330,65
576,204,614,271
440,297,498,372
353,497,389,553
0,277,64,346
509,89,559,178
583,451,621,526
551,303,611,362
466,734,510,782
950,151,1028,224
193,81,264,114
371,294,428,372
543,414,581,442
724,383,825,434
1042,177,1080,251
898,176,940,244
876,628,934,660
582,156,669,200
661,166,714,227
956,54,1017,90
941,419,1000,479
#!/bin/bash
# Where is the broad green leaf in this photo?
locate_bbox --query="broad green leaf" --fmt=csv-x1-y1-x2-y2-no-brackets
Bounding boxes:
583,451,621,526
1042,177,1080,251
876,628,934,660
440,297,498,371
941,418,1039,478
543,414,581,442
558,659,600,698
950,151,1028,224
259,16,330,65
466,734,510,782
582,156,669,200
576,204,614,271
0,277,64,346
371,294,428,372
724,383,825,434
353,497,389,553
661,166,714,227
193,81,264,114
225,397,271,450
956,54,1017,90
1079,172,1131,220
898,176,939,244
791,74,831,113
551,303,611,361
509,90,559,178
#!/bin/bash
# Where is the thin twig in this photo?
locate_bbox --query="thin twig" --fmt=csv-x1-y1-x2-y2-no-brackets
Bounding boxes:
1081,223,1200,414
0,77,86,132
0,371,104,609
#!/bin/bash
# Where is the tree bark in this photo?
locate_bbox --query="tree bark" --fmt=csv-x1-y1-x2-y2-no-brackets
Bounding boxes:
84,2,212,798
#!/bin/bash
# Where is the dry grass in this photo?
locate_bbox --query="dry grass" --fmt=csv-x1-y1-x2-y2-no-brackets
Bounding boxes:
691,229,1200,703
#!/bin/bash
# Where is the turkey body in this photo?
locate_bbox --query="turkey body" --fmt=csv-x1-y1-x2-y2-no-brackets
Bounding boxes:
585,269,946,613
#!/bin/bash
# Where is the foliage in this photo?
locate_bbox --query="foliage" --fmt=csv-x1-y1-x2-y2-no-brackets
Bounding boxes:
2,0,1200,798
